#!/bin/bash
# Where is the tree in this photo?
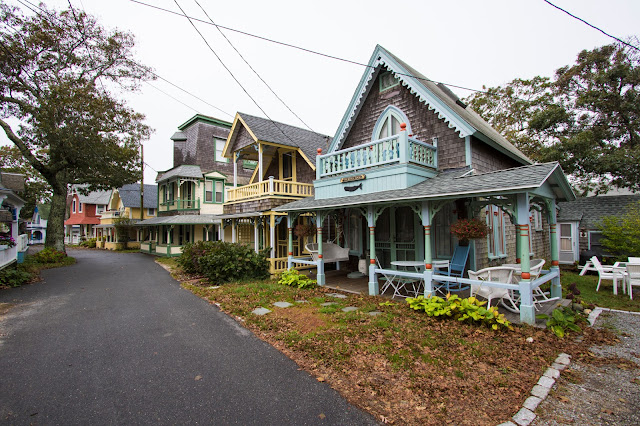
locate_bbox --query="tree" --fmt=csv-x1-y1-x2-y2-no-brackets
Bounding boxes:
467,41,640,195
0,3,152,251
0,145,51,219
598,201,640,259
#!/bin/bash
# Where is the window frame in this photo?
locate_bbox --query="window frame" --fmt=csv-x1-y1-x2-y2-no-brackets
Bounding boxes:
379,71,400,92
486,205,507,259
371,105,412,141
214,138,229,163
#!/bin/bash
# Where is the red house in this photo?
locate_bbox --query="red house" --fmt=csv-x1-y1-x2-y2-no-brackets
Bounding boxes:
64,187,110,244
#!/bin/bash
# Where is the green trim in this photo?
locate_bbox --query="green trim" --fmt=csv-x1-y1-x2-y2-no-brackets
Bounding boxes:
177,114,232,130
203,178,225,204
379,71,399,92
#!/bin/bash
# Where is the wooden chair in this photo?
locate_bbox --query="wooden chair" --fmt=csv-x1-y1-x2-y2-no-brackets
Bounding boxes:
468,266,518,310
437,245,470,292
626,263,640,300
592,256,625,294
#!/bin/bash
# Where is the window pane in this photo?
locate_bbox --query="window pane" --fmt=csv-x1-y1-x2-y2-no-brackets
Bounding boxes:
282,153,292,179
215,139,229,163
215,181,223,203
379,118,389,139
560,224,571,237
391,115,400,135
205,181,213,202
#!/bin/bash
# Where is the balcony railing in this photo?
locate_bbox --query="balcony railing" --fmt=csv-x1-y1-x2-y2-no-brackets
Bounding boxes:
160,198,201,211
226,177,314,203
0,245,18,270
317,131,437,179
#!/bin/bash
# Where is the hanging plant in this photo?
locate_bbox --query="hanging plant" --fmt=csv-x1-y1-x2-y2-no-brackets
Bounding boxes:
294,223,315,238
450,218,488,242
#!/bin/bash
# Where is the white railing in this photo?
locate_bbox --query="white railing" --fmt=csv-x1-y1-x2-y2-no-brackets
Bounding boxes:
317,132,436,178
0,245,18,270
226,177,314,203
17,234,28,252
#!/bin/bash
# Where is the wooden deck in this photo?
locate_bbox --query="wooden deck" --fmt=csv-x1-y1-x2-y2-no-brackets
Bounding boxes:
304,268,568,327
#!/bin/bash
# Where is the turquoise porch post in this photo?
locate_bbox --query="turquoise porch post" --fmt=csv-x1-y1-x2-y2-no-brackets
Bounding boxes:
548,199,562,299
316,214,325,286
421,201,434,297
367,205,378,296
517,193,534,325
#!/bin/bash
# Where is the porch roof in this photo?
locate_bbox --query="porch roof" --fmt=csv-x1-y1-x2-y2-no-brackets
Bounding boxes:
135,214,221,226
275,162,575,212
156,165,203,183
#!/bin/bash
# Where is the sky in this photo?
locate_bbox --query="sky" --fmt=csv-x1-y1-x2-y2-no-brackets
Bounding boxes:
2,0,640,184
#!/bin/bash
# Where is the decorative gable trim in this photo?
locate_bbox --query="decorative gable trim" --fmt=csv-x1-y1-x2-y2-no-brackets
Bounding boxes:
329,45,476,152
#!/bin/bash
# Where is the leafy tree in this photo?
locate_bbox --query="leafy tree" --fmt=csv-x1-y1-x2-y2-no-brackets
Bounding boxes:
0,3,152,251
467,41,640,195
0,145,51,219
598,201,640,259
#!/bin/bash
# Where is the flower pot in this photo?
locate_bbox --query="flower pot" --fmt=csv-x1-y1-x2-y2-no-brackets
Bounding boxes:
358,258,369,276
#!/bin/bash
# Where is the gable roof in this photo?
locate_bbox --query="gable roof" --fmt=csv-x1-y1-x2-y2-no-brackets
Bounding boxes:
117,184,158,209
225,112,331,167
156,165,204,183
177,114,232,131
77,189,111,205
330,45,531,165
276,162,574,212
557,195,640,229
0,172,25,192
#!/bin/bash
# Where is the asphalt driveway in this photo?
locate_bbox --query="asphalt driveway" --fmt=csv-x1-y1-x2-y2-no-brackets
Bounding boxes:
0,249,376,425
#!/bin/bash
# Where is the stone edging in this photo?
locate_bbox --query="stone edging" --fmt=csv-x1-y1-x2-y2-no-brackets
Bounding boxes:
497,352,571,426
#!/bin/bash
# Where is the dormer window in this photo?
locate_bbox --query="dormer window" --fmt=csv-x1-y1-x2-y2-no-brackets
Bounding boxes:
379,71,399,92
215,138,229,163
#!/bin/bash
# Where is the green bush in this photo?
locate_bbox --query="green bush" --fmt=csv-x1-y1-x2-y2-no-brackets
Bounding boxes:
599,200,640,259
406,294,512,330
278,268,316,289
79,238,97,248
31,248,68,264
0,267,31,287
177,241,270,284
537,306,586,338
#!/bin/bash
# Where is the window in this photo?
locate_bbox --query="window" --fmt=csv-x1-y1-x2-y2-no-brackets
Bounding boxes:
205,181,213,202
215,138,229,163
215,181,223,203
281,152,293,180
379,71,399,92
78,202,83,213
347,213,362,255
168,182,174,201
372,106,411,140
72,199,76,213
96,205,105,214
486,205,507,258
530,209,543,231
147,208,156,216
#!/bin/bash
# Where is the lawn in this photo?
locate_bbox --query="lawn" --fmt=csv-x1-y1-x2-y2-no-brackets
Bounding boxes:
171,266,619,425
560,268,640,312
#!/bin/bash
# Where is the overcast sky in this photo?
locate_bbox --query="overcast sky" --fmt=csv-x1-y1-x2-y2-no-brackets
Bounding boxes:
2,0,639,184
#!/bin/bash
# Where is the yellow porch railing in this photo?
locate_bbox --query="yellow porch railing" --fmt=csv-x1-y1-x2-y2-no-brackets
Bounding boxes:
226,177,314,203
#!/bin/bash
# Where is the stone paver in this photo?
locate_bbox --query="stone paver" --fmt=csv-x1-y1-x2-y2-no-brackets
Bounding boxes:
542,367,560,379
522,396,542,411
530,384,550,399
536,375,555,388
321,302,337,307
513,407,536,425
341,307,358,312
367,311,382,316
273,301,293,308
252,307,272,316
327,293,348,299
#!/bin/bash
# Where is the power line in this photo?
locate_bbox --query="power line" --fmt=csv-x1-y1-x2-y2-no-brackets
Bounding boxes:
144,81,199,113
192,0,314,132
542,0,640,52
172,0,299,146
128,0,490,96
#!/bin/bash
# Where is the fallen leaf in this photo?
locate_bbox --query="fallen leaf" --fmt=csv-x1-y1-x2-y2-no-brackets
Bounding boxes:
317,377,325,382
557,396,570,403
318,413,325,419
195,375,202,381
601,408,614,415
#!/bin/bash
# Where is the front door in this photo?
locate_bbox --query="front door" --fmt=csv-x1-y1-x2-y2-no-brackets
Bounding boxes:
558,222,578,264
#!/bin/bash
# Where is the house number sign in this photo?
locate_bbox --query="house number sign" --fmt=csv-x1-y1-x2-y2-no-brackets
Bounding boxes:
340,174,366,183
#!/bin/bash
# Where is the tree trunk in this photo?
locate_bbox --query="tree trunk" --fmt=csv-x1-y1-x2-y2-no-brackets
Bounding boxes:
45,183,67,253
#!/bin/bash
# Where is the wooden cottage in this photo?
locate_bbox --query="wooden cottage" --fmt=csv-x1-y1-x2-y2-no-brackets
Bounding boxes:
276,45,576,324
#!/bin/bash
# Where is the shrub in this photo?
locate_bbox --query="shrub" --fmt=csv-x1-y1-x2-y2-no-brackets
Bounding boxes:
79,238,97,248
177,241,269,284
598,200,640,259
0,267,31,287
31,248,68,264
278,268,316,289
406,294,512,330
537,306,586,338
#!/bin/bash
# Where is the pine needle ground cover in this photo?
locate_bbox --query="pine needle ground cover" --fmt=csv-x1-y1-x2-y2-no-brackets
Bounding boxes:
178,271,615,425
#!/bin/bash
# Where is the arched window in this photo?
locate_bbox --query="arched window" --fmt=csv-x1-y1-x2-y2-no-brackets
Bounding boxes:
372,106,411,140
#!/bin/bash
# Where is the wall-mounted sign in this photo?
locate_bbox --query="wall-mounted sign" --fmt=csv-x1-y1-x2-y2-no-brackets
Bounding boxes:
340,174,366,183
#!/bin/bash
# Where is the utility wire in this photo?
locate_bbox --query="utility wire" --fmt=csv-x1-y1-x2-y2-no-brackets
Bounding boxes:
192,0,314,132
144,81,199,113
172,0,299,145
542,0,640,52
129,0,489,96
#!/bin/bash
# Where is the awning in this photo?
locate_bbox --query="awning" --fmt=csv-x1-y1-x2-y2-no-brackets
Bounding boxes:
135,214,222,226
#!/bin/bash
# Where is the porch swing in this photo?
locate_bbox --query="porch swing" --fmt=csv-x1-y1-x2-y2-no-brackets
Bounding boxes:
304,213,349,264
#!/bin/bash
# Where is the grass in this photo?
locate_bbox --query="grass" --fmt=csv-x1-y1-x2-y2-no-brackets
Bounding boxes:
1,253,76,288
560,269,640,312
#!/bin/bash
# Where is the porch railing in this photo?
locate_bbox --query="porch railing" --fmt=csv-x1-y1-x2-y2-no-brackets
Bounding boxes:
16,234,28,252
316,132,437,179
0,245,18,270
226,177,314,203
160,198,200,211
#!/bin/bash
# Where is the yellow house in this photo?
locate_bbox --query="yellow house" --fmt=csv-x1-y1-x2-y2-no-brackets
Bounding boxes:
96,184,157,250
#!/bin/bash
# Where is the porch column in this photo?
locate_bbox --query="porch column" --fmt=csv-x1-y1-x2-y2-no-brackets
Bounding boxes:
367,205,378,296
11,206,21,238
421,201,435,297
177,179,181,208
316,214,325,286
254,219,259,253
258,144,263,182
233,152,238,188
287,214,294,269
548,199,562,299
218,223,223,241
231,219,237,243
516,193,534,325
269,214,276,261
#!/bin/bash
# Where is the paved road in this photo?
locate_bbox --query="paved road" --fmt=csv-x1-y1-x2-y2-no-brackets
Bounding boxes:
0,249,376,425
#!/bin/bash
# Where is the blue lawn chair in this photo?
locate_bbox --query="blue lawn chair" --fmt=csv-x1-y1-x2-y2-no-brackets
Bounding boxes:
438,244,471,292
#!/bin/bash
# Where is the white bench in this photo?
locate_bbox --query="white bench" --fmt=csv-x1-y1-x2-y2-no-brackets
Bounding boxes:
305,243,349,263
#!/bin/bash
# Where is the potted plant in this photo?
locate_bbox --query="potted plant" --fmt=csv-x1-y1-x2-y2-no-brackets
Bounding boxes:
450,218,488,245
294,223,315,243
0,234,16,250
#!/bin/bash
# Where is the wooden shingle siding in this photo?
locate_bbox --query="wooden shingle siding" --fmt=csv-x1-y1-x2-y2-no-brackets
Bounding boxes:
264,156,279,180
470,138,521,174
296,155,314,184
230,124,256,153
223,198,293,214
341,67,467,171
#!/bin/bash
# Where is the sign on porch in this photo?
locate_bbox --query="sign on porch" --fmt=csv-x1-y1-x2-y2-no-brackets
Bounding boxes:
340,174,366,183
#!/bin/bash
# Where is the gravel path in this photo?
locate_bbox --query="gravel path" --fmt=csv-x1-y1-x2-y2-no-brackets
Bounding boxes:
533,310,640,425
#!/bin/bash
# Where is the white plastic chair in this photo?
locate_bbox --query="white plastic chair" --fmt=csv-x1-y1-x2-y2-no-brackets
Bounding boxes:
626,263,640,300
592,256,626,294
468,266,518,310
628,257,640,264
